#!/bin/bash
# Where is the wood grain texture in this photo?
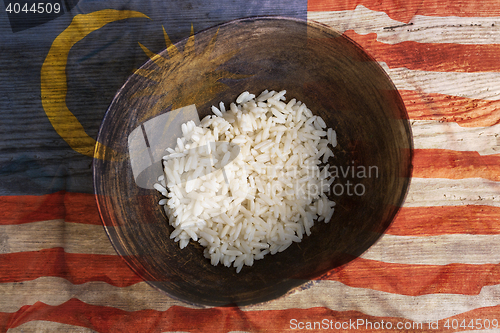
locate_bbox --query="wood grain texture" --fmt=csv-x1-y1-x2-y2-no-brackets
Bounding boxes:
404,177,500,207
390,205,500,235
4,302,500,333
309,5,500,45
411,120,500,155
247,281,500,323
400,90,500,127
2,277,500,321
7,321,99,333
412,149,500,180
2,248,499,297
0,220,115,255
0,192,101,225
308,0,500,22
323,258,500,296
381,65,500,101
360,234,500,265
0,248,142,287
1,0,500,331
343,29,500,73
0,277,187,313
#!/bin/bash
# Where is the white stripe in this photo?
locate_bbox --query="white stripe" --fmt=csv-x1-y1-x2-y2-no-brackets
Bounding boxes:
0,277,193,313
404,178,500,207
361,234,500,265
5,322,192,333
7,321,98,333
411,120,500,155
309,5,500,45
0,220,116,255
246,280,500,323
381,64,500,101
2,276,500,324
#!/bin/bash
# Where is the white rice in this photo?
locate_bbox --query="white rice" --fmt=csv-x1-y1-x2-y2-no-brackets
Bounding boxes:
156,90,337,273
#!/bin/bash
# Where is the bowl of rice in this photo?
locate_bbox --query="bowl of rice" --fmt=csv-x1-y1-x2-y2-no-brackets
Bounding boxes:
93,16,413,306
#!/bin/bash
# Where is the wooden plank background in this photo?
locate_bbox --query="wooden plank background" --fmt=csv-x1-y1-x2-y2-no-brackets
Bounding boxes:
1,0,500,331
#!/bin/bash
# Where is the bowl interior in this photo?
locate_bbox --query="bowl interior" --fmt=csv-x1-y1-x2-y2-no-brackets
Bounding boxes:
93,16,413,307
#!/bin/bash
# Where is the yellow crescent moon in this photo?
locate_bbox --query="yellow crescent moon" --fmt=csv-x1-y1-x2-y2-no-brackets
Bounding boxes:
41,9,150,159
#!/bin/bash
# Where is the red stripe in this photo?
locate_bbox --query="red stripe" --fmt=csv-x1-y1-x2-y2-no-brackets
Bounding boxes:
343,30,500,73
0,191,101,225
322,257,500,296
3,299,500,332
0,248,141,287
389,205,500,236
308,0,500,23
400,90,500,127
413,149,500,181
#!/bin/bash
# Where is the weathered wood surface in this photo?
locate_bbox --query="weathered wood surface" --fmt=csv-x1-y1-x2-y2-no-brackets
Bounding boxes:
1,0,500,331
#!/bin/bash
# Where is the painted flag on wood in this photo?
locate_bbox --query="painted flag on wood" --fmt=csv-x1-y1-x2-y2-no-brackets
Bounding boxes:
1,0,500,331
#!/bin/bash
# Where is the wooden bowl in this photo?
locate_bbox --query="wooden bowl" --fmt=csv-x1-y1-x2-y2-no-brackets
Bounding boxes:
93,16,413,307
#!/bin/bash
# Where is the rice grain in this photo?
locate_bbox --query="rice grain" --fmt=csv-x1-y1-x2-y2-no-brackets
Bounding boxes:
156,90,337,272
